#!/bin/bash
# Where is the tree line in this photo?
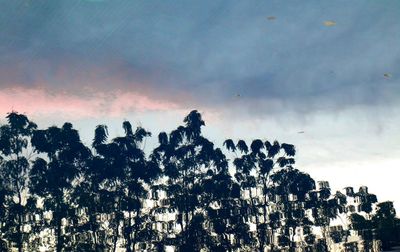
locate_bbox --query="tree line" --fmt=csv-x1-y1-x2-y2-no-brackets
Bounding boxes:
0,110,399,251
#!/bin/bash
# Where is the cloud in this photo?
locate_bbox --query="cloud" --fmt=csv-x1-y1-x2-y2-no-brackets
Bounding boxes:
0,87,178,118
1,1,399,117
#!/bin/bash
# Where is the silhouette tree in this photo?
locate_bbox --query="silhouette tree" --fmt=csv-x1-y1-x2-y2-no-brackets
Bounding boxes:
225,139,297,251
0,110,397,251
152,110,228,251
372,201,400,250
177,214,217,252
269,167,315,250
91,120,158,252
350,212,374,251
71,128,109,251
66,124,116,251
0,112,37,252
201,148,254,251
30,122,91,252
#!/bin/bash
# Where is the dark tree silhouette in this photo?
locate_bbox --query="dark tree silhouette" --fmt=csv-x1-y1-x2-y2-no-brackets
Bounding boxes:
91,120,159,252
0,112,37,252
269,167,316,250
151,110,220,251
225,138,297,252
30,122,91,252
372,201,400,250
0,110,398,251
201,148,254,251
70,125,110,251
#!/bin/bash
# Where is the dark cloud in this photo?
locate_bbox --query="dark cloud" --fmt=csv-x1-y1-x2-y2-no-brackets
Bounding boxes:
1,0,399,114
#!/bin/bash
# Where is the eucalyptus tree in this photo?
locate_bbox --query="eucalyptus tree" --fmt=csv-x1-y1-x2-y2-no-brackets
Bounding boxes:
68,125,110,251
268,167,315,250
177,214,217,252
151,110,230,251
307,195,330,249
149,132,178,250
91,120,159,252
0,112,37,252
151,111,204,250
224,138,296,251
200,147,255,251
347,189,377,251
371,201,400,250
65,124,119,251
30,122,91,252
305,185,349,250
349,212,374,251
2,109,396,252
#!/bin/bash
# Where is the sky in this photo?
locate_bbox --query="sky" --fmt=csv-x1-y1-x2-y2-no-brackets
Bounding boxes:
0,0,399,212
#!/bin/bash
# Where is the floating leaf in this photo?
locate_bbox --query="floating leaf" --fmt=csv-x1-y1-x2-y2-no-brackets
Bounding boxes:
323,20,336,27
384,73,392,79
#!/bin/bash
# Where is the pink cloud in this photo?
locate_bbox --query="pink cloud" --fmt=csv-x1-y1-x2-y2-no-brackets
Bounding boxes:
0,87,179,119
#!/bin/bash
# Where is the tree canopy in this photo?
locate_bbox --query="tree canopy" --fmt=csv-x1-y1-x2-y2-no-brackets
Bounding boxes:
0,111,398,252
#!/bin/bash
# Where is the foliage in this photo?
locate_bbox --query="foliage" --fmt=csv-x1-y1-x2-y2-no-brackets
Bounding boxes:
0,111,398,251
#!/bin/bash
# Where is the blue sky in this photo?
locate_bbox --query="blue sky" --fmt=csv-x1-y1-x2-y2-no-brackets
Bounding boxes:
1,0,400,211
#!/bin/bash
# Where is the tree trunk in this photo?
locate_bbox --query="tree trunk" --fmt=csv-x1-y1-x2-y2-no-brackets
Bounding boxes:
132,205,141,252
90,214,98,251
15,167,24,252
53,195,64,252
178,214,184,235
129,194,142,252
17,190,23,252
112,196,123,252
249,189,263,252
262,177,268,223
112,220,120,252
17,208,23,252
56,215,63,252
126,211,132,252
